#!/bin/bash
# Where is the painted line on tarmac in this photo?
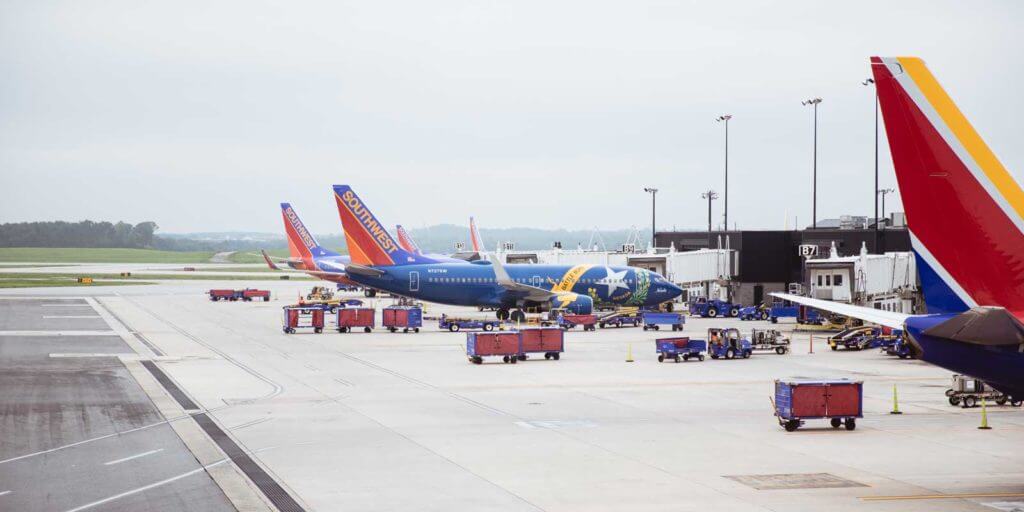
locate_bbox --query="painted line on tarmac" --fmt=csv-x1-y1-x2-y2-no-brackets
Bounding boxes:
0,330,116,336
861,492,1024,501
103,448,164,466
0,491,10,497
64,459,229,512
42,315,101,319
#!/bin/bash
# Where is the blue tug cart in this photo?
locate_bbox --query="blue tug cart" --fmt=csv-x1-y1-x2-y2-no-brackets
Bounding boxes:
707,327,752,359
688,298,740,318
642,311,685,331
655,337,706,362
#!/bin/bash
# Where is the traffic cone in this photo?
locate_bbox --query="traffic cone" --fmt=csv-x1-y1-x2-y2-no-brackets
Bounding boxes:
890,384,903,414
626,343,634,363
978,397,992,430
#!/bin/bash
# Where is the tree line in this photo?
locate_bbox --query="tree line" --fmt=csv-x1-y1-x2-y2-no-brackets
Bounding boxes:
0,220,158,248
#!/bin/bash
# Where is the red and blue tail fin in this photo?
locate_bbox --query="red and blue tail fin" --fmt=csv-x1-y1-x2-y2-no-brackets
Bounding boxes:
395,225,422,254
332,185,437,266
469,216,485,252
280,203,339,260
872,57,1024,315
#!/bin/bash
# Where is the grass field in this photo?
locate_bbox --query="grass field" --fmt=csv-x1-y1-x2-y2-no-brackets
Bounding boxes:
0,248,216,263
0,278,155,289
0,272,314,282
228,249,289,264
191,266,277,273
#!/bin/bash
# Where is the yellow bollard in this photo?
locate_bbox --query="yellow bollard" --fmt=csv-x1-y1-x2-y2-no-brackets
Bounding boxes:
890,384,903,415
979,397,992,430
626,343,634,363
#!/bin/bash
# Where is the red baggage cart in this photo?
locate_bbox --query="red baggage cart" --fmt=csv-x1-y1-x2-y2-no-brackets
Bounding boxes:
518,327,564,361
559,313,597,331
282,306,325,334
209,289,237,301
774,379,863,431
242,289,270,302
466,331,521,364
382,306,423,333
338,307,375,333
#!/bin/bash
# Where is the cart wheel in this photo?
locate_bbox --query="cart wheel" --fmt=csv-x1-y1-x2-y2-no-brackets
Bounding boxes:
1013,400,1023,407
315,328,322,334
674,355,680,363
683,354,689,361
510,356,517,364
389,327,396,333
844,418,856,431
599,323,605,328
633,320,639,326
830,345,837,351
403,328,409,333
784,420,799,432
518,354,527,361
545,353,551,360
553,353,560,360
414,328,420,333
743,350,751,359
698,354,705,361
775,347,785,355
483,324,493,331
996,396,1008,405
658,354,665,363
949,396,960,406
944,389,955,397
725,348,735,360
449,324,459,332
654,325,660,331
503,355,510,363
643,326,649,331
963,396,977,408
710,354,719,359
364,327,372,333
830,418,842,428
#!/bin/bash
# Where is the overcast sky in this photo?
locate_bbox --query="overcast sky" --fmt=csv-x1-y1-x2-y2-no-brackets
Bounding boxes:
2,1,1022,234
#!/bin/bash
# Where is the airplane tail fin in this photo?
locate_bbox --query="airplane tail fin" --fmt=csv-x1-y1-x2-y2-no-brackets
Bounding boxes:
872,57,1024,315
261,249,281,270
395,225,422,254
470,216,485,252
280,203,339,260
332,185,437,266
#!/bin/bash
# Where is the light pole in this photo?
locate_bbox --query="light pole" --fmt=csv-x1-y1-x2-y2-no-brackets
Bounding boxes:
700,190,718,234
878,188,895,228
716,115,732,230
802,98,822,229
863,78,879,249
643,187,658,249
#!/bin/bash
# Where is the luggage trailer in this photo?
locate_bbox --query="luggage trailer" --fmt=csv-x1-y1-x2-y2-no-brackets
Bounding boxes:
655,337,706,362
774,379,863,432
641,311,685,331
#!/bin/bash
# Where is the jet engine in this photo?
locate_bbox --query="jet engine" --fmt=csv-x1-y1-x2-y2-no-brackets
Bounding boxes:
549,292,593,315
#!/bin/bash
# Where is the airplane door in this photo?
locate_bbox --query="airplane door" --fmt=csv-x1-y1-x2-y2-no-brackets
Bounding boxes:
410,271,420,292
531,275,542,288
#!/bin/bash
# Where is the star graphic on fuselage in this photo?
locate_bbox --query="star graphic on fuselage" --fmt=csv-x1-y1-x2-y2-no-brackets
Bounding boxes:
597,267,629,297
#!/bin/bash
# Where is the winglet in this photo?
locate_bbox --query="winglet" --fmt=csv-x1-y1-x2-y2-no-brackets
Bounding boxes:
470,216,485,252
261,249,281,270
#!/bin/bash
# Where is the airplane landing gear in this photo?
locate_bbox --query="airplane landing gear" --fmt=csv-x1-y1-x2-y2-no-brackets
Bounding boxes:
496,308,510,321
510,310,526,323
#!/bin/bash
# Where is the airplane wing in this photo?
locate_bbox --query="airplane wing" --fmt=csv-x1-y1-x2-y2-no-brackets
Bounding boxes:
491,255,555,302
344,262,386,278
771,293,909,330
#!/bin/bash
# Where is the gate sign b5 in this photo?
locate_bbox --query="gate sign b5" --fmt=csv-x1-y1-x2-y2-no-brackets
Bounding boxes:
798,244,819,258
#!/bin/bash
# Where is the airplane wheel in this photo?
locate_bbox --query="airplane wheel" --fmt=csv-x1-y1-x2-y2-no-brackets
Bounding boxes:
496,309,510,321
510,310,525,322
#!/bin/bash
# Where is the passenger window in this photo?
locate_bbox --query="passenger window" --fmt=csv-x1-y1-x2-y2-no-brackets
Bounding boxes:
817,275,823,286
834,274,843,286
825,275,831,286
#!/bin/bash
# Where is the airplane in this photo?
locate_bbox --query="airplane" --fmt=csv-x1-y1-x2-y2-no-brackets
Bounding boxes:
470,216,485,253
774,56,1024,400
332,184,684,321
395,224,474,263
261,203,358,287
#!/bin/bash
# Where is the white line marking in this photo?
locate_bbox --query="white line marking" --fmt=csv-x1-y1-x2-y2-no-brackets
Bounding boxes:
64,459,228,512
0,331,117,337
41,304,92,307
42,315,101,319
49,353,138,358
0,490,10,497
103,448,164,466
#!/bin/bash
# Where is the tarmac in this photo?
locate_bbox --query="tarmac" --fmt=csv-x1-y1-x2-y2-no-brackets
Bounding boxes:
2,269,1024,511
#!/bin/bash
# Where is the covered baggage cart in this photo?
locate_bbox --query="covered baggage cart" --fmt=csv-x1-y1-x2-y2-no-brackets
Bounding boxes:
466,331,522,364
655,337,706,362
337,307,375,333
518,327,564,361
642,311,685,331
282,305,326,334
774,379,863,431
209,289,239,301
242,289,270,302
558,313,597,331
383,306,422,333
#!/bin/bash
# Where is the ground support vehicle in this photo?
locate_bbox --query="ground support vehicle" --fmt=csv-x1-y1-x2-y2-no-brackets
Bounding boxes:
517,327,564,361
597,308,642,328
337,307,375,333
383,306,422,333
241,289,270,302
558,313,597,331
642,311,685,331
774,379,863,432
438,313,499,332
885,337,913,359
945,374,1021,407
282,305,326,334
768,301,799,323
466,331,521,364
750,329,790,354
828,327,879,351
706,327,752,359
688,298,739,318
739,305,769,321
306,286,335,301
655,337,706,362
209,289,239,301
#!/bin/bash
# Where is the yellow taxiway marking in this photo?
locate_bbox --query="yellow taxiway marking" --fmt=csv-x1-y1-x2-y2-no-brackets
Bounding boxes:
861,492,1024,501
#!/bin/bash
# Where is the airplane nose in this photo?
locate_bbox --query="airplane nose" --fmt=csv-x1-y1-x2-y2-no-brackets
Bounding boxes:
665,282,683,300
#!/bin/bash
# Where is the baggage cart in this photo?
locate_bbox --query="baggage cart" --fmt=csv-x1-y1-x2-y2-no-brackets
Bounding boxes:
774,379,863,431
597,308,642,328
750,329,790,354
209,289,239,301
945,374,1021,407
466,331,522,364
517,327,564,361
655,337,706,362
242,289,270,302
337,307,375,333
438,313,499,332
642,311,685,331
383,306,422,333
282,305,325,334
558,313,597,331
707,327,752,359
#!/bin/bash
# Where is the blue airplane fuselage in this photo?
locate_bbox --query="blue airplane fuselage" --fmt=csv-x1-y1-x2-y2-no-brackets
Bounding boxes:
346,262,682,310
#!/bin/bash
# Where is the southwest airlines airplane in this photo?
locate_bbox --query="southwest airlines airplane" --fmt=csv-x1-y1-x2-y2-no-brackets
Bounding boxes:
333,184,683,321
261,203,352,284
776,57,1024,400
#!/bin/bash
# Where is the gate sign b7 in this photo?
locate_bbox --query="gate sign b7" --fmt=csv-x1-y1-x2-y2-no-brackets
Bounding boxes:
798,244,819,258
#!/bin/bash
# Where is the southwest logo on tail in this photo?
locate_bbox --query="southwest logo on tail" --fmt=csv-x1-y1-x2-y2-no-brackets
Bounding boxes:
395,225,422,254
332,185,437,266
469,216,485,253
871,57,1024,315
281,202,339,262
